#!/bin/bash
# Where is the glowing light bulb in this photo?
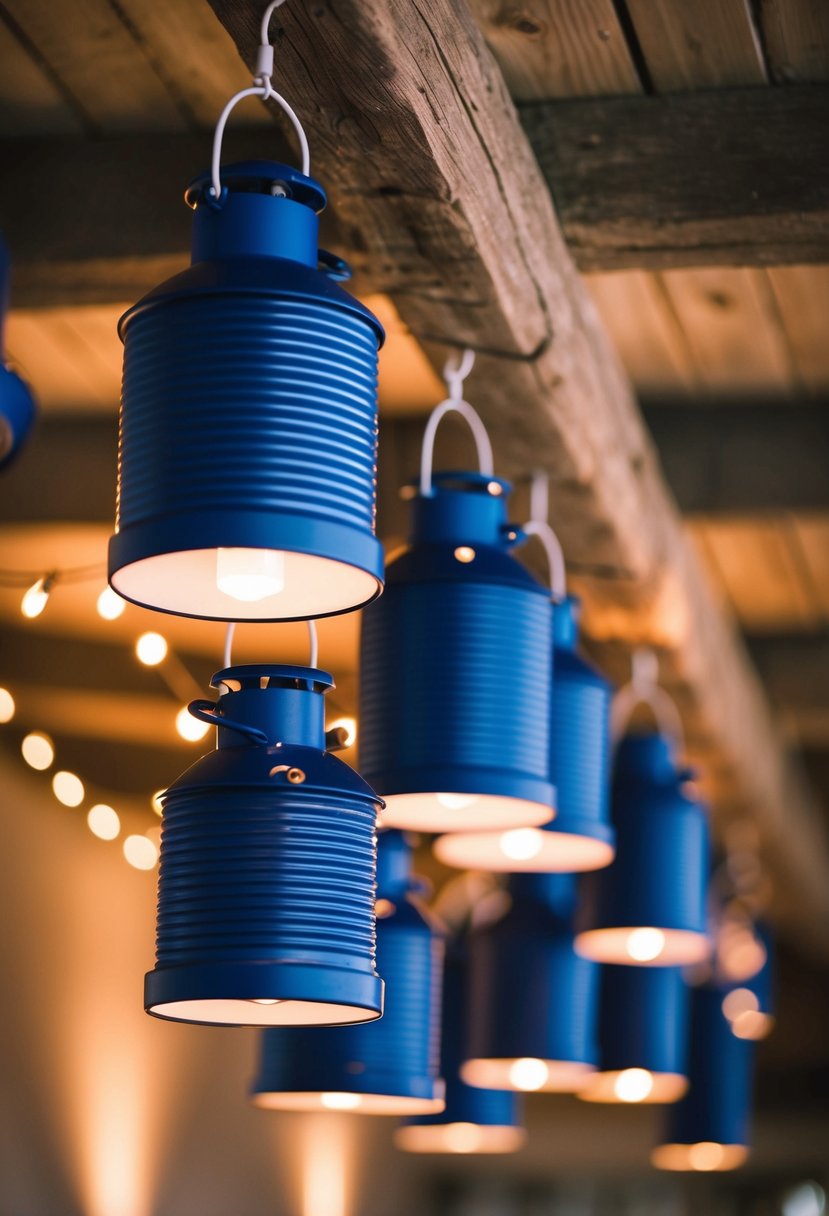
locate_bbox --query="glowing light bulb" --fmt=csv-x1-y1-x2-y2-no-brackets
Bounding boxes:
0,687,15,723
250,999,281,1006
151,789,165,815
328,716,357,747
21,731,54,770
216,547,285,602
454,546,476,563
443,1123,484,1153
320,1092,362,1111
176,706,211,742
508,1058,549,1091
52,770,84,807
499,827,544,862
21,576,52,618
626,927,666,962
96,586,126,620
87,804,120,841
613,1068,654,1103
135,631,168,666
123,834,158,870
688,1141,726,1171
436,792,479,812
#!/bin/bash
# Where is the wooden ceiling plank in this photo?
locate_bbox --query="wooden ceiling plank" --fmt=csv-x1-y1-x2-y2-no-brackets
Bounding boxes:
789,516,829,622
757,0,829,83
658,268,797,399
467,0,641,99
623,0,768,90
203,0,829,950
1,0,187,132
0,17,84,136
767,267,829,395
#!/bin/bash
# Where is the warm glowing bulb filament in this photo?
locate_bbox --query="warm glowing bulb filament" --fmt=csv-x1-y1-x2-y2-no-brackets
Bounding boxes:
216,548,285,602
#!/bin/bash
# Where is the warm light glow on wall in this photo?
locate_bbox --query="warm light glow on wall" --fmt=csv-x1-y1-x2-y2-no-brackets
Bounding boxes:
302,1117,351,1216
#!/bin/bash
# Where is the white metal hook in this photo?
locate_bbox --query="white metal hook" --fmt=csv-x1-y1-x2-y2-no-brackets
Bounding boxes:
419,350,494,495
210,0,310,202
611,646,685,752
222,619,319,670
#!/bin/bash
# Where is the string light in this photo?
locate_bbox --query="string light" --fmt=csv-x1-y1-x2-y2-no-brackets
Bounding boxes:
21,574,54,619
21,731,54,771
175,706,211,742
0,688,14,723
123,835,159,871
96,586,126,621
135,632,168,667
52,770,85,807
87,804,121,841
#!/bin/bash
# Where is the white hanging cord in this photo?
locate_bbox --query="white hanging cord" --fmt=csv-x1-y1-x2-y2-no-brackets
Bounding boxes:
210,0,311,201
611,647,685,752
419,350,494,496
222,619,318,669
523,470,566,601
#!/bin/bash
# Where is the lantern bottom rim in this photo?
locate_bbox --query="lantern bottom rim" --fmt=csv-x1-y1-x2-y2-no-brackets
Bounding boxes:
574,927,710,967
461,1058,595,1094
433,826,614,873
578,1070,688,1105
378,791,553,834
250,1090,446,1117
651,1143,749,1172
394,1122,526,1155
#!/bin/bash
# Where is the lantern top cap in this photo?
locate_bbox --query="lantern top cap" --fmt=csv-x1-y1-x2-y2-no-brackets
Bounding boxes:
212,664,335,693
185,160,327,214
408,470,512,499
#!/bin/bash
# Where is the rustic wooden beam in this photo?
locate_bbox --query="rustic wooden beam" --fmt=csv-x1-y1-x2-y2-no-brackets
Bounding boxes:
199,0,829,951
2,84,827,308
523,84,829,271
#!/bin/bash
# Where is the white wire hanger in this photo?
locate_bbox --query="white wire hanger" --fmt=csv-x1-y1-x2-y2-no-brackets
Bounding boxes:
210,0,311,203
611,647,685,753
523,470,567,603
222,619,319,670
419,350,494,496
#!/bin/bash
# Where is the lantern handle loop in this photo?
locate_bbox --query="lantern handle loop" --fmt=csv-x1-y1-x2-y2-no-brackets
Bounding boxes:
187,699,270,745
522,471,566,601
210,0,311,202
611,647,685,752
222,620,319,669
419,350,494,495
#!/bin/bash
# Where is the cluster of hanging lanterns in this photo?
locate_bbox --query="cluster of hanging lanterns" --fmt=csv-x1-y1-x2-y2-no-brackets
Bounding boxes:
100,0,773,1172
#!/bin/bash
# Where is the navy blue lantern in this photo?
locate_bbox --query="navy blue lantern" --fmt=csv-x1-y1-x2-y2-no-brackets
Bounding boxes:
579,964,690,1104
435,595,614,871
109,160,384,621
463,873,599,1093
250,830,445,1115
575,732,710,967
652,983,754,1172
0,236,36,470
360,471,555,833
395,940,525,1154
145,663,383,1026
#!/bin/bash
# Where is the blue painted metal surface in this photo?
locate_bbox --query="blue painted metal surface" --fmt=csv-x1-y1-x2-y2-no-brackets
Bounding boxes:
464,873,600,1089
145,664,384,1026
576,732,710,963
109,161,385,621
596,964,690,1077
657,983,754,1156
0,235,35,470
359,471,555,831
251,830,446,1113
401,940,522,1137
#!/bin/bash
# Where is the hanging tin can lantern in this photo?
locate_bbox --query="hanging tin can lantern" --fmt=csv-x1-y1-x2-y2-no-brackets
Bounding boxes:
144,663,384,1027
251,829,446,1115
108,10,386,625
395,937,525,1154
652,982,755,1172
463,872,600,1093
435,595,614,871
579,964,690,1104
0,235,36,469
575,731,711,967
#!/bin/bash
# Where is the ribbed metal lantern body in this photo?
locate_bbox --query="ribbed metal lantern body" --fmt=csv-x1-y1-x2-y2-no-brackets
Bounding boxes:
109,161,384,621
0,236,35,468
576,733,710,965
658,984,754,1156
251,830,445,1114
597,965,690,1076
464,873,599,1091
434,596,613,871
360,473,554,832
145,664,383,1027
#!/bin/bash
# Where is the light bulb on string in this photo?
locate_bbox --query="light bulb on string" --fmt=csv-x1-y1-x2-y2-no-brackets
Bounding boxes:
87,804,121,841
21,574,54,619
0,687,14,723
52,770,85,807
124,834,158,870
96,586,126,620
21,731,54,770
176,706,211,742
135,631,168,667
